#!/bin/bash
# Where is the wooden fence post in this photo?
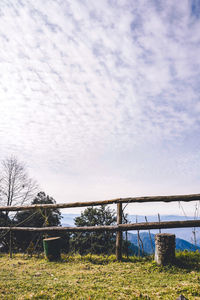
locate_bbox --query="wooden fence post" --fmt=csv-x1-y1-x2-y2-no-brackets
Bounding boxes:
116,203,122,261
9,230,12,259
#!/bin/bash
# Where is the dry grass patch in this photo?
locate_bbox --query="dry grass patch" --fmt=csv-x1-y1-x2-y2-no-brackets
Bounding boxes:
0,252,199,299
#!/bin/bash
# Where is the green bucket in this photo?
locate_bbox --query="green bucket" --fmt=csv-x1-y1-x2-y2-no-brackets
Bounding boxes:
43,237,61,261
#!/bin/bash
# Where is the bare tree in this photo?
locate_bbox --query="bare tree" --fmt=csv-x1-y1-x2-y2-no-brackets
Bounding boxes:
0,156,38,208
0,157,38,252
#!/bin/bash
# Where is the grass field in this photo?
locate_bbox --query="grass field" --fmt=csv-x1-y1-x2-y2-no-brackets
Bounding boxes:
0,252,200,299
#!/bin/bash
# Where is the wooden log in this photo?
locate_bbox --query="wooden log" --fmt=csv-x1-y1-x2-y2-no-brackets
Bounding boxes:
43,237,61,261
0,193,200,211
116,203,122,261
9,230,12,259
1,219,200,232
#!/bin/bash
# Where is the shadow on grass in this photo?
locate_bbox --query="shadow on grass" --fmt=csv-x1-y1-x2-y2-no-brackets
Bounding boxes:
60,253,153,265
8,251,200,272
148,250,200,273
174,250,200,271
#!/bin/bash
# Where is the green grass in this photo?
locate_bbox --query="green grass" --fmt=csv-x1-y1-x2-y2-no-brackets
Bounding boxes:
0,251,200,299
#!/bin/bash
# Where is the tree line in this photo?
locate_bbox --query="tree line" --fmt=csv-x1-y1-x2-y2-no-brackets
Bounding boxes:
0,156,133,256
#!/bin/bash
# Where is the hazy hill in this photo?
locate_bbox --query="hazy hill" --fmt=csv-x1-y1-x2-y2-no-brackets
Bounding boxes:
61,213,200,244
127,214,200,244
127,232,200,254
60,212,200,255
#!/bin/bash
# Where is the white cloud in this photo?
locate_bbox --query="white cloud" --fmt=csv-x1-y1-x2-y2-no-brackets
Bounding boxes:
0,0,200,212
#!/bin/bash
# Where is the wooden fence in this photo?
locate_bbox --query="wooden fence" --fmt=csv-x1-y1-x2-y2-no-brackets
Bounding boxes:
0,193,200,260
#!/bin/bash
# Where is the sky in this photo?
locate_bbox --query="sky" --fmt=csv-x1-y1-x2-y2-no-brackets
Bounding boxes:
0,0,200,216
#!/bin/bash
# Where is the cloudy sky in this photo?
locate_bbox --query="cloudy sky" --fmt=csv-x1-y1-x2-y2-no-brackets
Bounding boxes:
0,0,200,216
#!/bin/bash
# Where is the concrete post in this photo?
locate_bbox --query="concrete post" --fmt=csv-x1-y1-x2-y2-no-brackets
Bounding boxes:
155,233,175,265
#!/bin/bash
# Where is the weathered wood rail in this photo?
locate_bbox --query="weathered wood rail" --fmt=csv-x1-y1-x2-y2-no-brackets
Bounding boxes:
0,193,200,211
0,193,200,260
1,219,200,232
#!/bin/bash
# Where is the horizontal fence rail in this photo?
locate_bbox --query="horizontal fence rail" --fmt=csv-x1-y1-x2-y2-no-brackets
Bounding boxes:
1,220,200,232
1,193,200,260
0,193,200,212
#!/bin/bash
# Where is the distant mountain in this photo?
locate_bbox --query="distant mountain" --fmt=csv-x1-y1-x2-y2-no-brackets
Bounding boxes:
126,242,145,257
126,214,200,244
61,213,199,256
62,213,198,225
61,213,200,244
127,232,200,254
61,214,79,226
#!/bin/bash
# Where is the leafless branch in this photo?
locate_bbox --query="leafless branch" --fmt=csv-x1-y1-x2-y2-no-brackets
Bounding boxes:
0,156,38,209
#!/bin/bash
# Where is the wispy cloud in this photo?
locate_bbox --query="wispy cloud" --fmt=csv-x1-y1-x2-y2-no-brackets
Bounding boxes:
0,1,200,211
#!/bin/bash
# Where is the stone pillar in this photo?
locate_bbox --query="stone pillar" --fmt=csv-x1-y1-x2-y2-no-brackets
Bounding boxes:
155,233,175,265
